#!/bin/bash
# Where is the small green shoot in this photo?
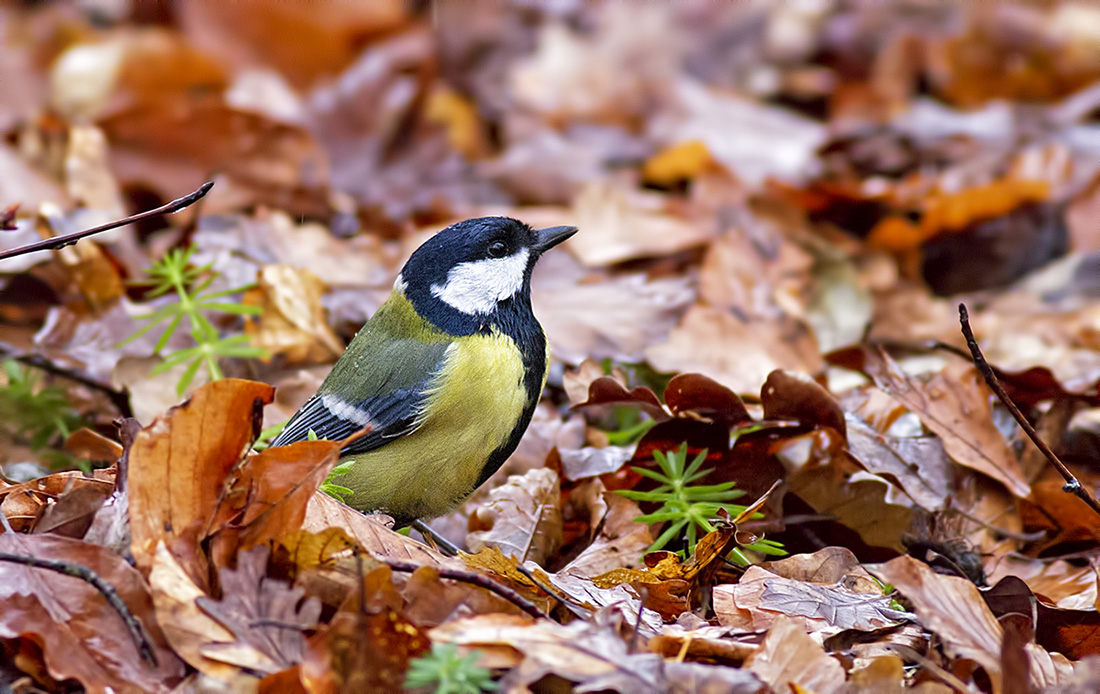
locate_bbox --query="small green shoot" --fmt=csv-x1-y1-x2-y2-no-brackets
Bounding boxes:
320,460,355,501
252,421,287,451
602,406,656,446
405,643,496,694
873,576,906,612
0,360,86,469
617,443,784,562
119,244,267,395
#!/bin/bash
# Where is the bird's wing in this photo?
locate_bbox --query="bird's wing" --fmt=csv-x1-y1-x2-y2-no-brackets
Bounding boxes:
272,333,452,456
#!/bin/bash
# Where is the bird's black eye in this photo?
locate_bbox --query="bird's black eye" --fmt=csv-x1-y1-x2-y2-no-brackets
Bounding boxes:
487,241,508,258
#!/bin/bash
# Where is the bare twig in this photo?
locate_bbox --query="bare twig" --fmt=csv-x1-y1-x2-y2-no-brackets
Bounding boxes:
410,519,461,557
0,552,158,666
959,303,1100,519
0,341,132,417
379,557,549,621
0,181,214,262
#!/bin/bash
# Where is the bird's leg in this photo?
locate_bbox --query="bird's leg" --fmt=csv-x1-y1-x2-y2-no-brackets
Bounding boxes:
411,519,462,557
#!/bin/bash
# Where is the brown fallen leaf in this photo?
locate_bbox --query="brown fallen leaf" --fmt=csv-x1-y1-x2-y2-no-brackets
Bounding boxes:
197,546,322,675
762,369,847,439
560,490,652,578
0,533,185,694
431,611,668,692
845,412,952,512
149,540,240,680
303,491,454,568
649,625,759,666
743,615,846,694
874,555,1076,693
207,438,345,568
242,264,343,364
568,179,715,266
765,549,887,605
713,565,912,635
532,249,694,364
467,468,563,566
179,0,409,89
0,471,115,535
646,303,822,396
300,566,429,694
834,347,1030,498
127,379,274,571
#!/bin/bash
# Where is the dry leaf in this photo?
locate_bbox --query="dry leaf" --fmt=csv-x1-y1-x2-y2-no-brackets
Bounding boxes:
568,180,715,266
127,379,274,570
197,546,321,674
432,611,668,692
713,565,912,635
646,303,822,395
744,615,846,694
874,555,1076,693
467,468,563,566
0,533,185,694
243,264,343,364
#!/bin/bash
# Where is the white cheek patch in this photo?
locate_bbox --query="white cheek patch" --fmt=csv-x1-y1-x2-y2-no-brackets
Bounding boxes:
321,394,372,426
430,248,530,315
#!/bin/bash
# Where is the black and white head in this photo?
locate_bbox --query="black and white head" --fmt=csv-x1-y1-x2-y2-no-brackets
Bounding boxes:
397,217,577,334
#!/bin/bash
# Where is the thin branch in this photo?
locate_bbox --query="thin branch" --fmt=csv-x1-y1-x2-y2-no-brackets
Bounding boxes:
0,342,132,418
0,552,158,666
0,181,214,262
959,303,1100,519
379,557,549,621
410,519,461,557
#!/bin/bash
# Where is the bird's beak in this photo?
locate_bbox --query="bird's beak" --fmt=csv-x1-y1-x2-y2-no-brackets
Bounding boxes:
533,225,578,253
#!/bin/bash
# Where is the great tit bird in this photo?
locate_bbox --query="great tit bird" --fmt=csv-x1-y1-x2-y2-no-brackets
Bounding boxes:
273,217,577,527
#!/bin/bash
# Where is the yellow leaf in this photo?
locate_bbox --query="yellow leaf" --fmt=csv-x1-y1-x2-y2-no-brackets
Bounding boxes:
642,140,713,186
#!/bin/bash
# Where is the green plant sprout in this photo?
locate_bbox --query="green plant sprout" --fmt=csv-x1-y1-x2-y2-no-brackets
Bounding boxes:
0,360,85,469
0,360,82,450
603,406,656,446
617,443,785,564
119,244,266,395
405,643,496,694
252,421,286,451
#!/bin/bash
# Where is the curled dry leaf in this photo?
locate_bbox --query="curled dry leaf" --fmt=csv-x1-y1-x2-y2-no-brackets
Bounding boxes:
303,491,455,568
665,372,751,427
207,438,344,567
649,625,759,666
242,264,343,364
743,615,846,694
467,467,563,566
431,611,668,693
874,555,1076,693
713,565,912,635
149,541,238,680
0,533,185,694
0,470,115,534
840,348,1030,497
532,250,694,364
567,180,715,267
762,369,847,439
196,546,322,675
646,303,823,396
127,379,274,571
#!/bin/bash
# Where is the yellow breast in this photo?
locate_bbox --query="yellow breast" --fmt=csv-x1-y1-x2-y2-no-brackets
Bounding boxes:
337,328,529,521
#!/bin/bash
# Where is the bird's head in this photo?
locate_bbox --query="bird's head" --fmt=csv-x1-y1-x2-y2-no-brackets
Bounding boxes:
396,217,576,332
